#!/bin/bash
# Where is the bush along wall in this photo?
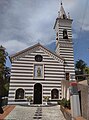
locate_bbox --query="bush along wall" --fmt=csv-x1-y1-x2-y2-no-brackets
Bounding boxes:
58,98,71,109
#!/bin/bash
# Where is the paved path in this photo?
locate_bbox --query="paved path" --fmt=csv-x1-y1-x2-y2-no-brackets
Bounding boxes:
5,105,66,120
0,105,15,119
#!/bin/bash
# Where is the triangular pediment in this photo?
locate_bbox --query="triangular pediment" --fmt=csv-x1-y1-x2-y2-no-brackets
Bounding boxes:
11,43,64,63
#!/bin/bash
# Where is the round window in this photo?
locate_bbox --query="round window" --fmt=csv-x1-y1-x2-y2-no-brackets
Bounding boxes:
35,55,43,62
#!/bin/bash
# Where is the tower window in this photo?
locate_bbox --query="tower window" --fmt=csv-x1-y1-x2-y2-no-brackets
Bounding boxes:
56,32,58,40
63,29,68,39
65,73,70,80
63,14,66,19
56,38,58,40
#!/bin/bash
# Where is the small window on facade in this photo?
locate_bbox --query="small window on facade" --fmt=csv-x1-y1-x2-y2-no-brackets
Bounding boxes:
35,55,43,62
63,29,68,39
51,89,59,99
66,73,70,80
15,88,24,99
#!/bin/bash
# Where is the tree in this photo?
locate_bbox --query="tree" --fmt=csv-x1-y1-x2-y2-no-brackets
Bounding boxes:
0,46,10,97
0,45,11,113
84,67,89,74
0,45,6,113
75,59,87,81
0,46,6,97
75,59,86,74
3,67,11,96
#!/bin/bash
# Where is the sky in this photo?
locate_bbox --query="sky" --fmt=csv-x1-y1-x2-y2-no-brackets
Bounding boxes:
0,0,89,66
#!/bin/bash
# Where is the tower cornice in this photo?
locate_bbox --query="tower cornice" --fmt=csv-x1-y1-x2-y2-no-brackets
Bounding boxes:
53,17,73,29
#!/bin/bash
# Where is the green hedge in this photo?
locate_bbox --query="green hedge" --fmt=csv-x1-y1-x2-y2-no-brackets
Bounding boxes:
1,97,8,106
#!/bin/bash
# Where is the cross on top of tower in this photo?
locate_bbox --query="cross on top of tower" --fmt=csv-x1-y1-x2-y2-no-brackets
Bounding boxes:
61,1,62,5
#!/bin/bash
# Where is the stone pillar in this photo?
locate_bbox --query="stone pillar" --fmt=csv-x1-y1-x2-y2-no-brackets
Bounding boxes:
62,81,65,98
87,87,89,119
70,82,81,120
65,86,67,99
87,76,89,119
67,88,69,100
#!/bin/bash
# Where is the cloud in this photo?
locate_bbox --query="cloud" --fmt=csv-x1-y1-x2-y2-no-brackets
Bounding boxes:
0,0,58,54
72,33,78,39
1,40,28,55
0,0,89,58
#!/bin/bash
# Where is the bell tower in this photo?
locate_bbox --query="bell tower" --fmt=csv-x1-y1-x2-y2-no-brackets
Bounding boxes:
54,2,75,80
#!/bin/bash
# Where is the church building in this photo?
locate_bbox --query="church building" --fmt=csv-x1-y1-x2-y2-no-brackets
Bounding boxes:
8,2,75,104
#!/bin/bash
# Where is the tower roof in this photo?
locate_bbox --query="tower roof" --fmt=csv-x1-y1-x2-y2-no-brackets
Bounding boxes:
0,45,5,51
58,2,67,19
53,2,73,29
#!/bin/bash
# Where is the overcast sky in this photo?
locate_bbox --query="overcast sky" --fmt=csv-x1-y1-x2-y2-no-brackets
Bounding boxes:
0,0,89,66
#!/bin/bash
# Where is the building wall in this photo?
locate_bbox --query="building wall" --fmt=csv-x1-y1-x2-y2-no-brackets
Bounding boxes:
61,80,89,119
8,47,65,104
78,83,89,119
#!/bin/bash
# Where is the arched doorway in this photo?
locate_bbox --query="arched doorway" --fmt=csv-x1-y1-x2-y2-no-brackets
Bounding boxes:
15,88,24,100
51,89,59,99
34,83,42,104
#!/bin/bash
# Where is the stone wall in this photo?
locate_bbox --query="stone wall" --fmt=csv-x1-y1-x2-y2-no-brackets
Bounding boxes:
61,80,89,119
60,105,86,120
60,105,72,120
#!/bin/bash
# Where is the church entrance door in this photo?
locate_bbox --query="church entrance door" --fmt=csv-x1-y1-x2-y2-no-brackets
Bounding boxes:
34,83,42,104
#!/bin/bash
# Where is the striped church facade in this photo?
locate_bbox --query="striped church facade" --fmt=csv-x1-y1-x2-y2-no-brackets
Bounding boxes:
8,44,65,104
8,2,75,104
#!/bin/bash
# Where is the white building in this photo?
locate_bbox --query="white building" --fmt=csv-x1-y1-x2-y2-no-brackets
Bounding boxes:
8,2,75,105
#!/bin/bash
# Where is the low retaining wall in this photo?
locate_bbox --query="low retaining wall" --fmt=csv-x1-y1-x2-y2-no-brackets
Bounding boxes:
60,105,86,120
60,105,72,120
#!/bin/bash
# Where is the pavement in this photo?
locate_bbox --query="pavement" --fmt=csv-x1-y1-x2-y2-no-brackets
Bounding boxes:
5,105,65,120
0,105,15,119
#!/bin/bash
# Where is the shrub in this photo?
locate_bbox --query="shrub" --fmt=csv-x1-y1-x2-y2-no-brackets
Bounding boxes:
1,97,8,106
60,98,71,109
61,98,67,107
57,100,61,105
26,96,32,102
43,96,50,102
66,99,71,109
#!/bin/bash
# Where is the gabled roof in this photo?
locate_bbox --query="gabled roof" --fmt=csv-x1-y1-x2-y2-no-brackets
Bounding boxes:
11,43,64,63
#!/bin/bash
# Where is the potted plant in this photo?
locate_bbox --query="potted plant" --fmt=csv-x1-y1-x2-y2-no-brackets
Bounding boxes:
26,96,32,105
43,96,50,105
